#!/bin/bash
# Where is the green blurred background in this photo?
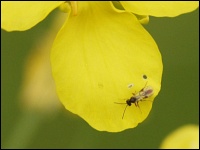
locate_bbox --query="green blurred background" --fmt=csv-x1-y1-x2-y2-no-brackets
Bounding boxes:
1,6,199,149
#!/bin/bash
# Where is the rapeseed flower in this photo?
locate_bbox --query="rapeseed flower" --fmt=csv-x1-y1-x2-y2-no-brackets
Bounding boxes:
1,1,198,132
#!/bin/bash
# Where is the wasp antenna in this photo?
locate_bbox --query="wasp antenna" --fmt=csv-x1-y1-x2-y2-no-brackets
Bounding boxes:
144,81,148,88
122,105,128,119
114,102,127,104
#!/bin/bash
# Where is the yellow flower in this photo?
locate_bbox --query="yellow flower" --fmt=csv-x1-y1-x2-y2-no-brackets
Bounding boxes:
160,125,199,149
1,1,198,132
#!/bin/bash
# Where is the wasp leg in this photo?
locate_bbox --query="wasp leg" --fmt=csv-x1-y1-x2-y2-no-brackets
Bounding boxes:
135,101,142,114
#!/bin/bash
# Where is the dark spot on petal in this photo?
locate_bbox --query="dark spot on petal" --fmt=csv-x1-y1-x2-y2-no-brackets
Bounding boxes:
98,83,104,89
128,83,134,89
143,74,147,79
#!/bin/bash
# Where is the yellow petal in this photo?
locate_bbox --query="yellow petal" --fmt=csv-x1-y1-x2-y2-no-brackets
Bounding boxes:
120,1,199,17
51,2,163,132
135,14,149,24
1,1,65,31
160,125,199,149
111,2,149,24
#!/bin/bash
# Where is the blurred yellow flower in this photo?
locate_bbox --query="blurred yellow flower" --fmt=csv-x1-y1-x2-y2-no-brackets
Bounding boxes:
20,12,67,114
20,45,61,114
1,1,198,132
160,125,199,149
